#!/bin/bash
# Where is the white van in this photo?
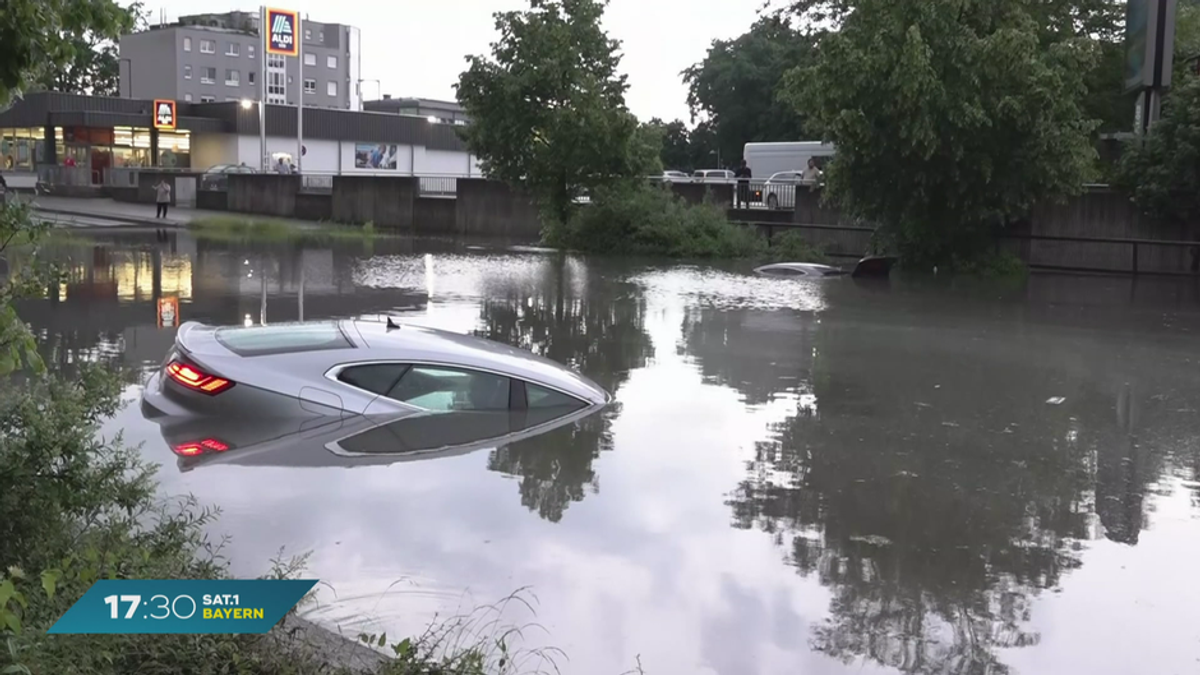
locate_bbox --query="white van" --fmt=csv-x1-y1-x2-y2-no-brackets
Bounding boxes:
743,142,835,179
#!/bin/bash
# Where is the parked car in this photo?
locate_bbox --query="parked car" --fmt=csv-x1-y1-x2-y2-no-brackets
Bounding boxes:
140,318,611,465
692,169,735,184
199,163,257,191
762,170,805,210
660,170,690,184
754,262,846,278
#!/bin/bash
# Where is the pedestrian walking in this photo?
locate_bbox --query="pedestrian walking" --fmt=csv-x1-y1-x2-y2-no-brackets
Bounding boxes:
734,159,752,209
154,179,172,219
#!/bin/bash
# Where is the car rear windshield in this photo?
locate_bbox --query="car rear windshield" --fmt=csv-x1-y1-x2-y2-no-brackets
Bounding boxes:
214,322,352,357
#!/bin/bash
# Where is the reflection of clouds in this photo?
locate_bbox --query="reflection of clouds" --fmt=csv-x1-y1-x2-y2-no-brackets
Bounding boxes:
630,267,829,313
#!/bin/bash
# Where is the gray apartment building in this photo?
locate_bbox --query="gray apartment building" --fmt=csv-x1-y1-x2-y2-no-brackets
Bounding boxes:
119,10,362,110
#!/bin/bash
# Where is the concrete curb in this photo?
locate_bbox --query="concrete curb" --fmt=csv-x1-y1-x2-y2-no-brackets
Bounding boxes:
273,614,391,673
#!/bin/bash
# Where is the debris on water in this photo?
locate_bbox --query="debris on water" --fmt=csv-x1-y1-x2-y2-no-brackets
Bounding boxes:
893,471,919,479
850,535,893,547
1046,396,1066,405
941,421,959,428
915,402,933,408
934,384,941,389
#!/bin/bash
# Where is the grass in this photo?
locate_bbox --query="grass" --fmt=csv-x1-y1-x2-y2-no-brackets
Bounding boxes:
189,216,391,245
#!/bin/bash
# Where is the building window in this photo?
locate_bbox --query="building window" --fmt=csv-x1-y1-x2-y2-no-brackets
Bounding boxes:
200,95,215,103
200,39,214,54
318,31,323,43
183,36,192,51
326,55,337,69
267,71,285,104
184,65,192,79
267,54,285,69
201,67,216,84
184,93,193,102
226,43,239,56
248,44,255,58
303,53,316,67
225,69,240,86
327,81,337,97
248,71,255,85
304,28,312,40
303,79,316,94
225,97,238,102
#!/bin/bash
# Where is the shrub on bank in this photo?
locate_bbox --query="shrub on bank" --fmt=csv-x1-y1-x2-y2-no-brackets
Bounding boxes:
548,182,766,258
769,230,831,265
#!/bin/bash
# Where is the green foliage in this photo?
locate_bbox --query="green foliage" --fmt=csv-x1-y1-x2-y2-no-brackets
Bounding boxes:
682,16,816,163
31,2,145,96
769,230,830,264
455,0,656,226
190,217,385,244
0,0,134,104
551,181,765,258
0,201,60,376
1117,73,1200,226
785,0,1097,270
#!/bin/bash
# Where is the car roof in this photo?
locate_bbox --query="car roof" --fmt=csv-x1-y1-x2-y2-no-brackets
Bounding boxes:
181,319,609,404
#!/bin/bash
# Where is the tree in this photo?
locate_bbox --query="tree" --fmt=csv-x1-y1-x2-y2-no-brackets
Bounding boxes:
0,0,134,104
648,118,692,171
784,0,1097,269
33,2,145,96
1117,73,1200,233
682,16,815,164
455,0,655,226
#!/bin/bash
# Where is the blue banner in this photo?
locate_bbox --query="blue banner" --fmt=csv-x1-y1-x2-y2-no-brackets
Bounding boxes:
47,579,318,634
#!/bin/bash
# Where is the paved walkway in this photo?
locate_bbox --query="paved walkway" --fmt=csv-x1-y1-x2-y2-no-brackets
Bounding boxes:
27,196,215,228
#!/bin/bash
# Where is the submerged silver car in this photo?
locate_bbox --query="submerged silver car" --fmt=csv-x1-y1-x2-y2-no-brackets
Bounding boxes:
141,318,610,462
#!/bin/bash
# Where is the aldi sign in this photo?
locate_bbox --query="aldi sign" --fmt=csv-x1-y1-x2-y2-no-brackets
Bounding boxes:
265,8,299,56
153,99,176,130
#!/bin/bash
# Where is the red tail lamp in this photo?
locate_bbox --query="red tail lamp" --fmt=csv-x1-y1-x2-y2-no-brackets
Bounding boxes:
165,360,234,395
172,438,231,457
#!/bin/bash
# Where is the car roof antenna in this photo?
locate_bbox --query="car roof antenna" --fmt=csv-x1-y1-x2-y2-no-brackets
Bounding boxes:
386,316,401,331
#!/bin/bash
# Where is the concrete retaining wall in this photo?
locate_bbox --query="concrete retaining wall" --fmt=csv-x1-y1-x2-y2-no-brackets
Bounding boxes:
295,193,333,222
228,174,301,217
196,190,228,211
331,176,416,229
455,179,541,239
671,182,733,206
414,197,456,236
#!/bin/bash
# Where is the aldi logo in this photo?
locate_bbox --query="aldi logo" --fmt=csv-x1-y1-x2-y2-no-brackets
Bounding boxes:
265,8,299,56
153,99,176,130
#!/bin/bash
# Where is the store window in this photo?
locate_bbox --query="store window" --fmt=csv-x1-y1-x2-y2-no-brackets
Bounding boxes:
0,128,45,171
157,130,191,168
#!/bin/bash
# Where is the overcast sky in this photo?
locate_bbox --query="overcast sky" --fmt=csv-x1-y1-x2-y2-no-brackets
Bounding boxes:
142,0,767,122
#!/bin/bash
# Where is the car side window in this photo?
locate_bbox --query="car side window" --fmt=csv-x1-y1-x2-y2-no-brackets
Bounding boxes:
526,383,585,411
337,364,409,395
386,366,510,411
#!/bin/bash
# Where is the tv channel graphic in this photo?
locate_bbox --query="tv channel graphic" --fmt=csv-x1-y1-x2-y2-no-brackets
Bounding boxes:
46,579,318,634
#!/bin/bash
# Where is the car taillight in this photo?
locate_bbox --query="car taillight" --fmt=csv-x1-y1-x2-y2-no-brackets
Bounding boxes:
172,438,231,457
165,360,234,395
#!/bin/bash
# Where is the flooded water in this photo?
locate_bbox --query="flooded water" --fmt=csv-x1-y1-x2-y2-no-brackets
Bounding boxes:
19,232,1200,675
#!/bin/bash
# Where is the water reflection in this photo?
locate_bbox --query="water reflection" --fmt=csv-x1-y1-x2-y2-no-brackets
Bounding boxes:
723,295,1200,673
10,232,1200,674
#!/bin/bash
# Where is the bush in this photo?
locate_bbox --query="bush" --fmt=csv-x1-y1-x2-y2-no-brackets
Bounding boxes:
549,182,765,258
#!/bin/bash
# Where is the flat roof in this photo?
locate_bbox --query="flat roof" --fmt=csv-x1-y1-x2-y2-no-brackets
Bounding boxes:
0,92,467,151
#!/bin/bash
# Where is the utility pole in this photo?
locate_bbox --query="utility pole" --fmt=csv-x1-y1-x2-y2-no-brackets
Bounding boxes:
296,14,303,173
259,6,267,171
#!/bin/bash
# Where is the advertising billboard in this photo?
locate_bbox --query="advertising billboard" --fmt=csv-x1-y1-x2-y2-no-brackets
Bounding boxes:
153,99,176,130
265,8,300,57
355,143,398,170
